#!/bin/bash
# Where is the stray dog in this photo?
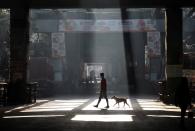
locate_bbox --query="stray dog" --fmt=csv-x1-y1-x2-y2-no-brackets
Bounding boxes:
111,96,130,108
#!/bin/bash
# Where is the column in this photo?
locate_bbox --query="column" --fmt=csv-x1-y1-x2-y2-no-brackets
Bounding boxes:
121,8,137,94
9,7,29,104
165,8,183,104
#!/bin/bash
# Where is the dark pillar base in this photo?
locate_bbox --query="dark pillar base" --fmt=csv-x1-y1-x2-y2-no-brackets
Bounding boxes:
7,80,28,105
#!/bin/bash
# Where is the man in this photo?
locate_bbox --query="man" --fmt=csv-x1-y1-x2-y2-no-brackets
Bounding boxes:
94,73,109,108
175,77,192,128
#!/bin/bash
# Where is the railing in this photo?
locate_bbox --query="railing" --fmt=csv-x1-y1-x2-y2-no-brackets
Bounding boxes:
26,82,38,103
157,80,168,102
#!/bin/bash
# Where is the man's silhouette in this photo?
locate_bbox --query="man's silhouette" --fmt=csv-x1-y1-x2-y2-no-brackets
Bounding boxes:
94,73,109,108
175,77,192,128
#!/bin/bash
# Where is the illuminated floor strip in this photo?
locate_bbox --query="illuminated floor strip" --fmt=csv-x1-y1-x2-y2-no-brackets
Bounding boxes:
148,115,195,118
137,99,180,112
71,114,134,122
3,115,65,118
5,100,49,113
147,115,181,118
21,99,88,112
82,99,133,110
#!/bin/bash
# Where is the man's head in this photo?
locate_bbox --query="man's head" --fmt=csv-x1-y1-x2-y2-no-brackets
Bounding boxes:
100,73,104,78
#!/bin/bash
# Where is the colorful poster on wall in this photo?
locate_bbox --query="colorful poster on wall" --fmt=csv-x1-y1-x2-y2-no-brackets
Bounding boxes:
51,33,66,57
147,32,161,57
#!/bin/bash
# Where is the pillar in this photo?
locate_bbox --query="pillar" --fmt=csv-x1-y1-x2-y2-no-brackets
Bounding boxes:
121,8,137,94
8,7,29,104
165,8,183,104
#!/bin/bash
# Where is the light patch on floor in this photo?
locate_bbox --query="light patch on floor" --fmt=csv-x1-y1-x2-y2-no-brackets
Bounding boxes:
82,99,133,110
3,115,65,118
21,99,88,112
137,99,180,112
148,115,195,119
71,114,134,122
35,100,50,103
147,115,180,118
4,100,49,113
4,104,34,114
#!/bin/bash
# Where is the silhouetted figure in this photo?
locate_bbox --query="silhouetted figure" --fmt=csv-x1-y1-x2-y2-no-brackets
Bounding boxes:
94,73,109,108
175,77,191,129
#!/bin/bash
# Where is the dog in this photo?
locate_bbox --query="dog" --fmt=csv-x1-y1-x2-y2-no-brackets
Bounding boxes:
111,96,130,108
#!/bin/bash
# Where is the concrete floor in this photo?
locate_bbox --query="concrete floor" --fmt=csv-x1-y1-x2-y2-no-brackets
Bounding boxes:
0,95,195,131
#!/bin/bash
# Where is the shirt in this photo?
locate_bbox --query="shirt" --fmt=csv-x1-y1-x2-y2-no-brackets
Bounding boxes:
101,78,107,91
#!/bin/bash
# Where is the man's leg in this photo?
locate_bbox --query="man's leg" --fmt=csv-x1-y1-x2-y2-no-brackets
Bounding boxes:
94,97,101,107
180,106,187,128
104,92,109,108
105,98,109,108
94,92,102,107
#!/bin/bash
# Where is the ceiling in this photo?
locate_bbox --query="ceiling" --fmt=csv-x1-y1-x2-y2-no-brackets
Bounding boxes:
0,0,195,8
